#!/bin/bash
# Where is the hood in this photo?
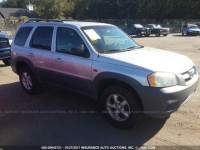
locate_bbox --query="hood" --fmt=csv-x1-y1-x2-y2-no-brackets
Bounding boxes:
99,47,194,74
0,32,8,38
136,27,146,31
188,28,200,32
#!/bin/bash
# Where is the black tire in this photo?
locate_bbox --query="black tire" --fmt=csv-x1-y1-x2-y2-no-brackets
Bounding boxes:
2,59,10,66
163,34,168,36
182,32,184,36
100,86,142,129
156,33,160,37
19,65,41,95
145,34,150,37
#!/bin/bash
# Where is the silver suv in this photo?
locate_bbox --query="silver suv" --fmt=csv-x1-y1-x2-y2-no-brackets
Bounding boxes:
10,21,198,128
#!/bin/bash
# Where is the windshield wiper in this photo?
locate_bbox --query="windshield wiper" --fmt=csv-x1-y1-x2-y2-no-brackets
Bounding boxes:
106,49,127,53
126,45,144,50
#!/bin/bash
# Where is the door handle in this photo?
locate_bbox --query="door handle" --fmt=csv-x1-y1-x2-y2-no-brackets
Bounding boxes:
28,53,34,57
54,58,63,63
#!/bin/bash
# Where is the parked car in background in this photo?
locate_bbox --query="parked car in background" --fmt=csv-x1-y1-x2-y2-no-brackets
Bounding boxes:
182,24,200,36
11,21,198,129
145,24,169,37
0,31,12,66
124,24,151,37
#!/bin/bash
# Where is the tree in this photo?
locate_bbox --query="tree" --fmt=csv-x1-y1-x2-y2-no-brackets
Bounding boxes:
1,0,29,8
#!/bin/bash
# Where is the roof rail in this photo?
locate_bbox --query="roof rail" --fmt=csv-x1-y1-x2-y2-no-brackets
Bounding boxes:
26,19,74,23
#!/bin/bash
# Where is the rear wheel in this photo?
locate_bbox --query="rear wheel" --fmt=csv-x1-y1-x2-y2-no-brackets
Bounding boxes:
182,32,184,36
100,86,142,129
145,34,150,37
2,59,10,66
163,34,168,36
19,66,41,95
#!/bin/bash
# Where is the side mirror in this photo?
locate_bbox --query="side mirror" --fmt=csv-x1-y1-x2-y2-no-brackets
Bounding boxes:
71,47,90,58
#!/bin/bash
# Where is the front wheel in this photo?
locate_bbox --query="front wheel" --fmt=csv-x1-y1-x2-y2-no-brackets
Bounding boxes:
163,34,168,36
19,66,41,95
100,86,142,129
2,59,10,66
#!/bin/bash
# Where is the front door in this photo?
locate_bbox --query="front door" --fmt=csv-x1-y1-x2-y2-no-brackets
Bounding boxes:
52,27,92,93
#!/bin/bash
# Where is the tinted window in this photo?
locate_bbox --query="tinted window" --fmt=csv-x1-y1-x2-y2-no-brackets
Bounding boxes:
14,27,33,46
127,25,132,28
82,26,139,53
30,27,53,51
56,27,89,57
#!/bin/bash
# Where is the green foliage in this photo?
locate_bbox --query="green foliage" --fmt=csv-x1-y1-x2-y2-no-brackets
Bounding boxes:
19,16,29,20
1,0,29,8
0,0,75,19
1,0,200,20
7,15,29,20
31,0,75,19
8,16,18,20
73,0,200,20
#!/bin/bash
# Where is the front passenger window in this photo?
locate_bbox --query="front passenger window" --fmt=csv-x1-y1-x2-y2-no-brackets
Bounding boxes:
56,27,89,57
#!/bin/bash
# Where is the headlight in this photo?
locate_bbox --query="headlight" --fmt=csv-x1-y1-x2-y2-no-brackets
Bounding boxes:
9,39,13,45
148,72,178,87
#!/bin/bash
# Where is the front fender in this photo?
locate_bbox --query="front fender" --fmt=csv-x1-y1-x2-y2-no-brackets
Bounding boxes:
92,72,143,100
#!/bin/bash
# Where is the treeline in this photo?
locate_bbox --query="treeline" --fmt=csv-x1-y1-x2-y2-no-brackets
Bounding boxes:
1,0,200,20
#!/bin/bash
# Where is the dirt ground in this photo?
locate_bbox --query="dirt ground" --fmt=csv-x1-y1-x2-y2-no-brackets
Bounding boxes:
0,33,199,148
134,34,200,147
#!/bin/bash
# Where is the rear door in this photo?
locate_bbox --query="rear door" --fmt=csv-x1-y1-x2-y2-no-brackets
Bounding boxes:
28,26,55,82
52,26,92,93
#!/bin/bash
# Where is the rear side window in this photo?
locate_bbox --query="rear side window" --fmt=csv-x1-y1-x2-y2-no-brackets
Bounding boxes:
14,27,33,46
30,26,53,51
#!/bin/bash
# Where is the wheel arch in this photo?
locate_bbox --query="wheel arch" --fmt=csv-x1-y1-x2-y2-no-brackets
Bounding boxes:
15,57,36,75
94,73,144,110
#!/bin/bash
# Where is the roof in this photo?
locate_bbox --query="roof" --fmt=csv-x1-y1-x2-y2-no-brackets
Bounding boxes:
23,21,112,27
187,24,197,26
0,8,39,18
63,21,111,27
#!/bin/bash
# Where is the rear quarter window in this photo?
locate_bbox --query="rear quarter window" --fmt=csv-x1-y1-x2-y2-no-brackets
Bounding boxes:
14,27,33,46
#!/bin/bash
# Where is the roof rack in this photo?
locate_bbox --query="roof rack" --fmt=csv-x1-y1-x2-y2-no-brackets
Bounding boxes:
26,19,74,23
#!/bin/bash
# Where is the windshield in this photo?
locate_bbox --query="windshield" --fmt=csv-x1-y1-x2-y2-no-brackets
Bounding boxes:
188,25,199,29
135,24,143,28
81,26,140,53
154,24,162,28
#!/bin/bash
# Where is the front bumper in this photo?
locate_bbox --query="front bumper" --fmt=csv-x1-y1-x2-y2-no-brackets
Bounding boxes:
0,48,10,60
135,74,199,118
160,31,169,35
187,31,200,36
141,30,151,35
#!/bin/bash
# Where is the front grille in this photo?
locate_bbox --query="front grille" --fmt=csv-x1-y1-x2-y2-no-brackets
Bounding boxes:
0,37,9,48
181,67,195,83
163,29,168,32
